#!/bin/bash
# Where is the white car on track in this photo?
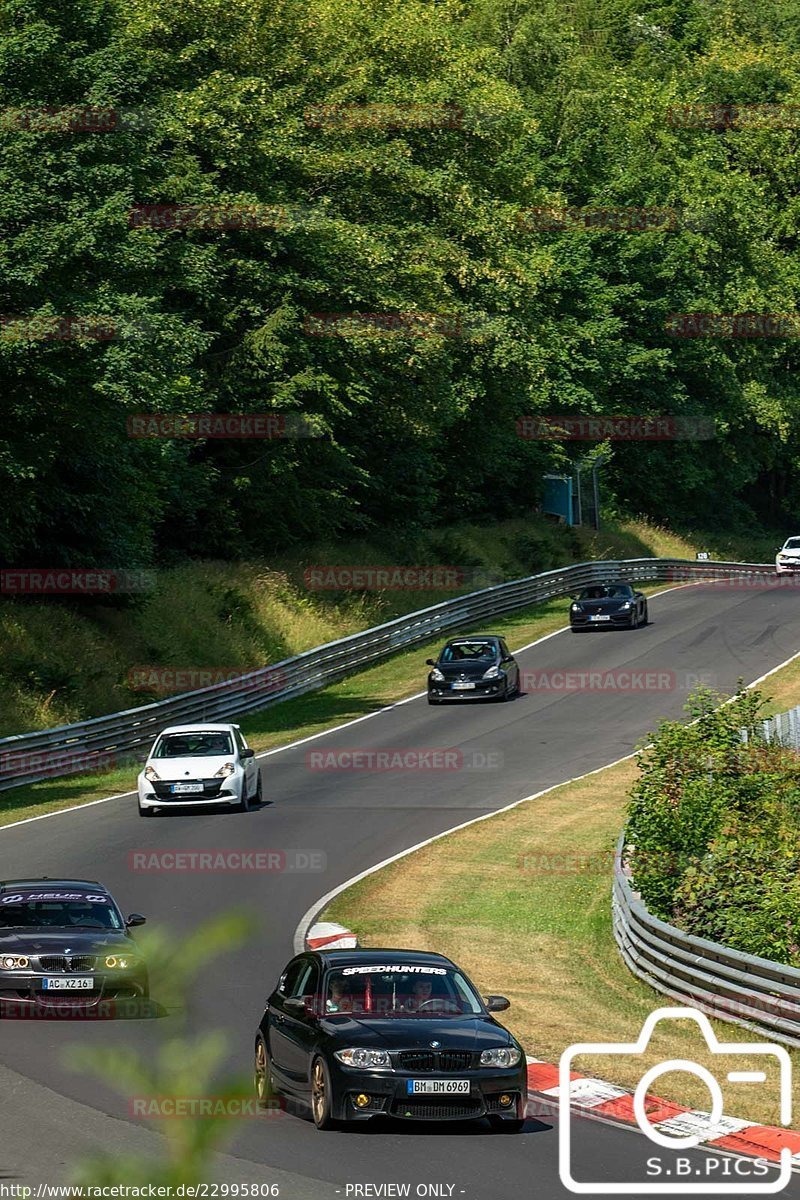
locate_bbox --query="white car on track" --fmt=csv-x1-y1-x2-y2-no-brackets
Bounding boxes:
776,536,800,574
137,723,261,817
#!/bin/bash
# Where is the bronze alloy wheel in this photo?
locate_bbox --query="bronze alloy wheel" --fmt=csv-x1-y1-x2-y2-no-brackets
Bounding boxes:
254,1036,271,1108
311,1057,336,1129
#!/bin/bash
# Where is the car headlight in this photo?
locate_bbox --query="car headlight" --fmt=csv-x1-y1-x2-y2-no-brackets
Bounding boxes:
334,1048,393,1069
214,762,236,778
430,668,445,682
778,554,789,561
480,1047,522,1067
1,955,29,970
104,955,139,969
482,665,502,679
620,600,632,610
144,765,160,781
571,603,580,611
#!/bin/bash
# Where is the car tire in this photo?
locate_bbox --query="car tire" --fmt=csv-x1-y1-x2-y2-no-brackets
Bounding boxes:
488,1115,525,1133
310,1056,338,1130
254,772,263,805
641,604,648,626
138,804,156,818
427,695,440,705
254,1034,276,1110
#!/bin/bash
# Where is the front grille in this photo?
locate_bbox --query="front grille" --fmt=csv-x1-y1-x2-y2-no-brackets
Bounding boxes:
39,955,97,972
391,1098,483,1120
152,779,223,800
397,1050,477,1072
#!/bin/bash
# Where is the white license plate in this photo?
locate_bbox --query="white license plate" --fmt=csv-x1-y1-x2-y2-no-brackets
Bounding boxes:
451,682,476,690
42,977,94,990
172,782,204,793
407,1079,470,1094
589,615,611,622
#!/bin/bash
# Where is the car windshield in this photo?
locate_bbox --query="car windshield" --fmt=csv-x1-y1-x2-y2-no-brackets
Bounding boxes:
0,895,122,929
579,585,633,600
441,642,496,663
323,965,484,1017
152,732,233,758
784,539,800,550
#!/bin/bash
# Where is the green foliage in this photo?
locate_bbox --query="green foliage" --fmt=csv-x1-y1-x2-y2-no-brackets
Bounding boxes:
626,686,800,964
1,0,800,565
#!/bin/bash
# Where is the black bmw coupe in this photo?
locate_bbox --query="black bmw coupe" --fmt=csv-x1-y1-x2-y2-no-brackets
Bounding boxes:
0,878,148,1015
569,582,648,631
254,949,527,1130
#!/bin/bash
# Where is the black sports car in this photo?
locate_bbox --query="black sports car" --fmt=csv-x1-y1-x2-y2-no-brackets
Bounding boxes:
254,949,527,1130
426,635,520,704
569,582,648,631
0,878,148,1015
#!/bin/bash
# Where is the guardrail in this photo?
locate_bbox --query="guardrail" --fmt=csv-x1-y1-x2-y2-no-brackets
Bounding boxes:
0,556,772,792
753,702,800,750
614,844,800,1048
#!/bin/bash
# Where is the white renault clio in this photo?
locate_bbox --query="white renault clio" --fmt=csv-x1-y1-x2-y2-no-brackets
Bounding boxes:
776,536,800,574
137,723,261,817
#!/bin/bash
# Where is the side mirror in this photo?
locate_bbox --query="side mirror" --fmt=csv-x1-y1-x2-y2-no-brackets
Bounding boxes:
484,995,510,1012
426,659,436,667
126,913,146,928
284,996,311,1017
240,747,255,759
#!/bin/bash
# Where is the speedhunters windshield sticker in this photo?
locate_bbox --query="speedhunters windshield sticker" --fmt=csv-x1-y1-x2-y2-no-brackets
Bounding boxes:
341,965,447,975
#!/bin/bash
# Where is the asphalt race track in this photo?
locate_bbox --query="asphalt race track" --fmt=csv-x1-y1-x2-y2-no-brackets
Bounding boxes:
3,581,800,1199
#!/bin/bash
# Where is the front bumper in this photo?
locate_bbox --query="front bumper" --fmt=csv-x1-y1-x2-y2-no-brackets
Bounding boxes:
0,967,148,1015
776,561,800,573
327,1061,527,1122
570,610,634,628
428,677,507,700
137,774,242,807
